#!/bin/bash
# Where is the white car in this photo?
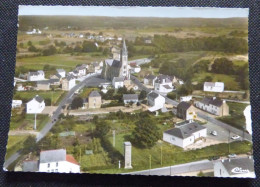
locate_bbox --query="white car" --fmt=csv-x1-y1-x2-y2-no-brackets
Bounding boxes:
228,154,237,158
231,135,240,140
210,131,217,136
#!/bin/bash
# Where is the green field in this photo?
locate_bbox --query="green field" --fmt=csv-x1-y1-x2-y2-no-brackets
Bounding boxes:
192,72,240,90
5,135,30,159
217,102,248,130
13,90,66,105
10,114,49,131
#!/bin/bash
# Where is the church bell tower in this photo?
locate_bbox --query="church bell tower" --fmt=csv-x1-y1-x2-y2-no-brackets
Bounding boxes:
120,39,129,79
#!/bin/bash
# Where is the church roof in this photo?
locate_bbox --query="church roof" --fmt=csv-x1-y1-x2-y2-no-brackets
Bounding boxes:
105,59,121,68
122,39,128,56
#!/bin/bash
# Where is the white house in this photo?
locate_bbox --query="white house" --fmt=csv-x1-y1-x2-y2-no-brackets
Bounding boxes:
17,84,26,91
26,29,42,35
154,75,175,94
147,91,165,112
163,120,207,148
38,149,80,173
180,96,192,102
62,75,76,91
214,157,255,178
123,94,139,105
194,97,229,116
130,63,141,73
73,64,87,77
12,100,22,108
56,69,66,78
27,71,45,81
244,105,252,135
26,95,45,114
112,77,124,89
144,74,157,86
204,82,224,92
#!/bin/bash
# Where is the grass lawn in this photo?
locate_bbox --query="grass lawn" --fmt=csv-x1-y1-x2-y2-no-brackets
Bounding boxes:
10,114,49,131
192,72,240,90
79,87,100,98
16,53,107,72
5,135,30,159
13,90,66,105
233,60,248,67
217,102,248,130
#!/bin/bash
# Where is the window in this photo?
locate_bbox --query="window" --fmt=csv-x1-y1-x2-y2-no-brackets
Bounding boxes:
47,163,50,168
171,137,175,141
56,162,58,167
51,169,54,172
55,169,58,172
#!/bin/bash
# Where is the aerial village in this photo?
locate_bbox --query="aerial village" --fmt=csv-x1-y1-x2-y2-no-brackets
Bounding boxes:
6,15,254,178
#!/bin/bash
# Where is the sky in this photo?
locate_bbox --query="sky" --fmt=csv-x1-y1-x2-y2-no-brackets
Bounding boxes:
19,6,249,18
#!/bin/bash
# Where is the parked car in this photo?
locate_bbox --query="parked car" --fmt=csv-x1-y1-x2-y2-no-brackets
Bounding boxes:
228,154,237,158
231,135,240,140
210,131,217,136
209,156,220,161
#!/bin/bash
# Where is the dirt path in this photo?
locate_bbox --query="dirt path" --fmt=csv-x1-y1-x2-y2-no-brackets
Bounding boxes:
8,130,38,136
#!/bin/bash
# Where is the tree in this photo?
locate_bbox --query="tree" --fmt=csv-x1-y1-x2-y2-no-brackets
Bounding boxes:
132,118,160,148
204,75,213,82
139,90,147,100
95,121,111,137
28,45,38,52
71,96,83,109
167,92,177,100
27,41,32,46
23,136,38,153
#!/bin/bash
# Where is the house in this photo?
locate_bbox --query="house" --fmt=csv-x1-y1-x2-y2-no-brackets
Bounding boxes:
38,149,80,173
62,75,76,91
123,94,139,105
16,84,26,91
180,96,192,102
26,95,45,114
177,102,197,120
163,120,207,148
92,62,102,73
244,105,252,135
88,91,102,109
12,100,22,108
144,38,152,44
27,71,45,81
130,63,141,73
214,157,255,178
37,80,50,90
74,64,87,77
50,74,62,81
194,97,229,116
147,91,165,112
154,75,175,94
204,82,224,92
112,77,124,89
56,69,66,78
144,74,157,86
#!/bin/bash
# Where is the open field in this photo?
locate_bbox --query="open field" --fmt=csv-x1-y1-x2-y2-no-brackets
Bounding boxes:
5,136,29,159
13,90,66,105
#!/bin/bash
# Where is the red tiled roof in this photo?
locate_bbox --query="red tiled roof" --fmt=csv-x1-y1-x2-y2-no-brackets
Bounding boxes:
66,155,79,165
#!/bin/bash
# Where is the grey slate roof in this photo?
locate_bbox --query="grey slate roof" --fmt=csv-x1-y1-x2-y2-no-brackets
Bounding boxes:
34,95,44,103
89,91,101,98
148,92,159,100
221,157,255,176
144,74,156,80
40,149,66,163
204,82,215,87
57,69,65,73
28,71,39,76
37,80,50,85
163,85,172,89
164,121,206,139
200,97,223,107
65,74,75,81
106,59,121,68
23,161,39,172
177,102,192,111
123,94,138,101
113,76,124,82
49,79,60,84
155,74,172,84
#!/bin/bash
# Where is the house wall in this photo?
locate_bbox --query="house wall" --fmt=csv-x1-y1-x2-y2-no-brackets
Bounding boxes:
124,99,138,104
26,100,45,114
154,82,173,94
195,101,227,116
89,96,101,108
204,85,224,92
68,79,76,90
28,73,45,81
154,95,165,108
39,161,80,173
37,84,50,90
163,133,184,148
58,71,66,78
113,81,124,89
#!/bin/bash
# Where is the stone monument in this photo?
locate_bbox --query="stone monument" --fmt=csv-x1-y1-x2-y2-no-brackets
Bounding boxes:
124,141,133,169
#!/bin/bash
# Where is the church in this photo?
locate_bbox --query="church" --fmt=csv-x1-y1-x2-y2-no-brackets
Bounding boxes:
101,39,130,81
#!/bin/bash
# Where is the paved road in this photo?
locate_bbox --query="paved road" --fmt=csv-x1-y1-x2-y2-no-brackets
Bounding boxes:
124,159,213,176
128,58,152,66
197,112,252,142
4,150,22,168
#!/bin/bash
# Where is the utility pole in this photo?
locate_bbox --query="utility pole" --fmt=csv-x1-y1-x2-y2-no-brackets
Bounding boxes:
149,155,151,175
34,113,37,130
113,130,116,147
161,146,163,166
228,130,230,154
119,160,121,169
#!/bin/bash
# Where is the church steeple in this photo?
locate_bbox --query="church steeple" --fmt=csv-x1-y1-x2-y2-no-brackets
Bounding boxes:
122,39,127,56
